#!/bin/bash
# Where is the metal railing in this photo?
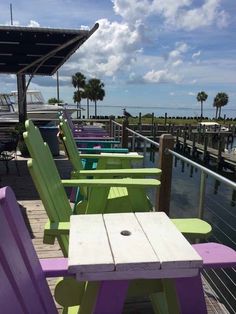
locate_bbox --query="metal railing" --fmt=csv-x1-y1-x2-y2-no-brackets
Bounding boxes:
110,119,236,216
111,119,236,313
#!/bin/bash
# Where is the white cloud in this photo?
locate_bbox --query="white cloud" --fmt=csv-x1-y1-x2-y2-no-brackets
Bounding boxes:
172,59,183,67
143,69,180,83
65,18,143,78
192,51,201,59
169,42,188,59
4,20,20,26
188,92,195,96
169,0,229,31
27,20,40,27
112,0,150,22
4,19,40,27
113,0,229,30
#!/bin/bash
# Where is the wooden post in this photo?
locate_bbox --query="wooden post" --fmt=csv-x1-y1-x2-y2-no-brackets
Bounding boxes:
164,112,167,126
203,135,208,163
138,112,142,133
151,112,154,136
17,73,27,124
109,116,115,137
122,118,129,148
156,134,174,214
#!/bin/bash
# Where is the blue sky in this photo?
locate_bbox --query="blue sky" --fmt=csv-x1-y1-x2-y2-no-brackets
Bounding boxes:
0,0,235,117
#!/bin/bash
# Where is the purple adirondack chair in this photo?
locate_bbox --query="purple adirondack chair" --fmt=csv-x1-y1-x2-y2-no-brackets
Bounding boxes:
0,186,68,314
1,185,235,313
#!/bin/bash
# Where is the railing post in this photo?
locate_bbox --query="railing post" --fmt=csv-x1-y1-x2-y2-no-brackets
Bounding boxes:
122,118,129,148
198,170,206,219
143,141,147,167
109,116,115,137
156,134,174,214
132,133,135,151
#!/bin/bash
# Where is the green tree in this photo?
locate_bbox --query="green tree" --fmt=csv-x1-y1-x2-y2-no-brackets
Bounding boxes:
72,72,86,118
196,91,208,118
87,78,105,117
213,92,229,119
48,97,63,105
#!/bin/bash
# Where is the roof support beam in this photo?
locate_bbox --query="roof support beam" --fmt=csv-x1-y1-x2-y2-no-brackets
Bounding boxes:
17,73,27,123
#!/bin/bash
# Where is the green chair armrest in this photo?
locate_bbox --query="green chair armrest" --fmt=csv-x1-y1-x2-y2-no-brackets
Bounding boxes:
80,153,143,160
78,147,129,153
171,218,212,238
78,168,162,177
61,178,160,188
44,221,70,235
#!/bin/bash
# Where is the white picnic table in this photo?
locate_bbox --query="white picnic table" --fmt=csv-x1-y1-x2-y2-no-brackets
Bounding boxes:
68,212,204,313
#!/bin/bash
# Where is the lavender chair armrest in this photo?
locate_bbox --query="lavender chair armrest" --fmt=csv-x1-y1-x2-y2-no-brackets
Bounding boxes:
40,257,72,277
193,242,236,269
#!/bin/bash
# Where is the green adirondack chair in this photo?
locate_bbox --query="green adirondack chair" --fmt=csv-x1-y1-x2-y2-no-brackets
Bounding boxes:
58,116,212,239
58,115,162,175
23,120,211,314
23,120,165,313
23,120,161,247
58,115,146,171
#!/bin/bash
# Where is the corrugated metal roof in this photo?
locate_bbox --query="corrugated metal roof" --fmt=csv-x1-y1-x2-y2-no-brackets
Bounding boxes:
0,23,98,75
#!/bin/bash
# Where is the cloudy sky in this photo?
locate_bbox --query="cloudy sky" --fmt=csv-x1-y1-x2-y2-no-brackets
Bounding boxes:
0,0,235,117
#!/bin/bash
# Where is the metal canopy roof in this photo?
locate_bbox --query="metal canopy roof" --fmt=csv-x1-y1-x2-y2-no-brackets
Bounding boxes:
0,23,98,76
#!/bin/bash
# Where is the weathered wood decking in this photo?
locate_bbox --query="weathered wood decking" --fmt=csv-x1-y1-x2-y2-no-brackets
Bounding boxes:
0,153,229,313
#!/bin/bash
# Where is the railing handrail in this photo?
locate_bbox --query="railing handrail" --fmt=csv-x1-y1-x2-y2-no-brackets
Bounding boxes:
118,120,236,190
112,120,122,127
169,149,236,189
126,127,160,147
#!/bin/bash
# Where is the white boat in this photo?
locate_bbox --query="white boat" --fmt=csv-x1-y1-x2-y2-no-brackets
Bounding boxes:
0,90,76,121
11,90,76,120
198,121,229,132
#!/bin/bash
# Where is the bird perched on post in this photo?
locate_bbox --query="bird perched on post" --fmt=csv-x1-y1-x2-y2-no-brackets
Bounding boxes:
123,108,132,120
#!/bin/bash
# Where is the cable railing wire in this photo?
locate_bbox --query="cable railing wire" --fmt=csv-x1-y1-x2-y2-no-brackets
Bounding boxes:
204,268,236,311
203,270,233,313
205,205,236,232
209,221,236,246
205,193,236,219
114,120,236,312
202,275,225,314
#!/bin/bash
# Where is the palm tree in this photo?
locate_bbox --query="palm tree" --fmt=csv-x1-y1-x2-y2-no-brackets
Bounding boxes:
87,78,105,117
72,72,86,118
213,92,229,119
196,91,208,118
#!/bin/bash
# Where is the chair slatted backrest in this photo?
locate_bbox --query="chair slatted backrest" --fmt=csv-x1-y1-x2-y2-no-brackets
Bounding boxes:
62,108,76,131
0,186,57,314
24,120,71,222
24,120,71,254
59,117,84,172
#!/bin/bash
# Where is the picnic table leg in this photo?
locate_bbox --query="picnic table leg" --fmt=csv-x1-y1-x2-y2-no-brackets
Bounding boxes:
93,280,129,314
175,273,207,314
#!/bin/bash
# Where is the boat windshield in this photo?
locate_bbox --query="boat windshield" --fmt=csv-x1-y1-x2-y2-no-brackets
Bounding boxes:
26,91,45,104
11,90,45,105
0,94,13,112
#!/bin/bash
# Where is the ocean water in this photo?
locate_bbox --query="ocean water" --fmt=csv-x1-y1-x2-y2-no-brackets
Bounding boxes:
74,104,236,119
